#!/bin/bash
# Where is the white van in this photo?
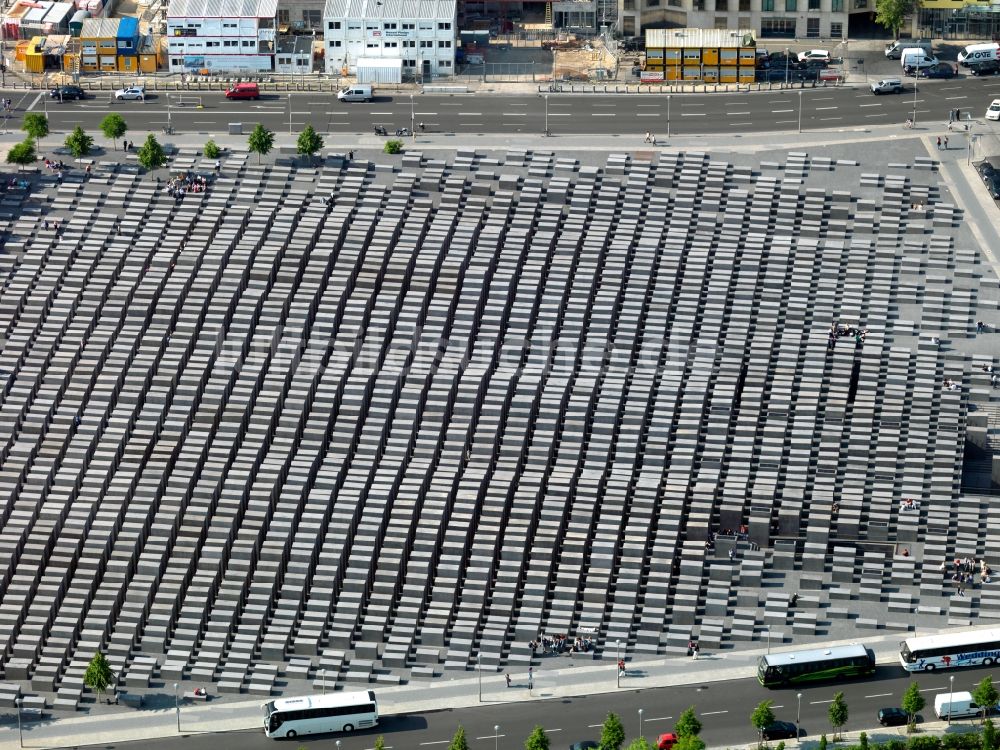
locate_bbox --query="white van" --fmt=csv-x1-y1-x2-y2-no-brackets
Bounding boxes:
337,84,373,102
901,48,939,71
934,692,981,721
958,42,999,67
886,39,930,59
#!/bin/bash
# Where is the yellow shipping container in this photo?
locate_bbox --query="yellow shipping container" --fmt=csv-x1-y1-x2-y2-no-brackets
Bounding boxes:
682,48,701,63
738,48,755,64
24,36,45,73
702,67,719,82
682,65,701,80
138,53,157,72
665,66,681,80
663,49,681,64
703,47,719,65
646,49,664,64
738,67,755,82
118,55,136,72
63,52,78,72
720,66,739,82
720,49,738,65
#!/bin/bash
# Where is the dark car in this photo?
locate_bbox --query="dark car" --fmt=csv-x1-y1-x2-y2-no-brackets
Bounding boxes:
757,68,793,82
977,160,998,183
878,708,909,727
970,60,1000,76
985,175,1000,201
50,85,87,100
569,743,599,750
762,721,798,741
919,63,956,79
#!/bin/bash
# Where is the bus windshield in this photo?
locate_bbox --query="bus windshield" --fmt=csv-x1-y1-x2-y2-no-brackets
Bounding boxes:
900,642,914,663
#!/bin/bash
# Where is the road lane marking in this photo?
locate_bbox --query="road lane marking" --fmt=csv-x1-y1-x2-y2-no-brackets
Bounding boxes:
859,103,883,107
414,112,438,115
730,121,752,125
421,742,450,746
458,112,482,116
945,95,969,100
814,96,835,100
588,724,603,728
774,119,797,124
811,699,835,704
866,693,894,698
544,729,562,732
504,113,527,116
773,109,794,113
645,716,674,722
773,706,785,710
637,104,661,107
591,113,616,116
636,113,660,116
702,710,729,715
369,111,395,114
682,113,706,116
921,687,947,692
549,113,571,116
816,106,838,110
474,737,505,742
728,111,751,115
865,113,889,117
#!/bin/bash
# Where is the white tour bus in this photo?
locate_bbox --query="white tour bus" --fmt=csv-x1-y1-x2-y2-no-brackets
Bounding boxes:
262,690,378,738
900,628,1000,672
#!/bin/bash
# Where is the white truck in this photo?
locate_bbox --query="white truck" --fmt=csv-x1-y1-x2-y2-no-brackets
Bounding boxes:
958,42,999,67
934,691,982,721
901,47,939,72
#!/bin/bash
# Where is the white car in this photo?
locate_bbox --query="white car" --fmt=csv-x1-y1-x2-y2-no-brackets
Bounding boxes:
114,86,145,101
798,49,831,63
988,99,1000,121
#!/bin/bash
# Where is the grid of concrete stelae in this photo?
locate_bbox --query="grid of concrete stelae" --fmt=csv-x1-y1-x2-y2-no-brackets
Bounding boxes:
0,146,997,712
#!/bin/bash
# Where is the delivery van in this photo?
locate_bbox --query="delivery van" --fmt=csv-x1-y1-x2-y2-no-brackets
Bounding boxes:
934,692,982,721
225,82,260,100
885,39,930,59
337,84,373,102
901,48,939,71
958,42,999,67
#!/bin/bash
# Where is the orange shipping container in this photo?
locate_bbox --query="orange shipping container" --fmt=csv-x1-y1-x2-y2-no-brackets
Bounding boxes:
703,47,720,65
720,66,739,82
702,67,720,82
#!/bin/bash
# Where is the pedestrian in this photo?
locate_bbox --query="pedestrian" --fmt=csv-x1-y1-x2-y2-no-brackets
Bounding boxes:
692,642,700,660
528,667,534,690
948,109,955,124
650,134,657,146
728,548,735,561
348,150,354,161
644,131,651,143
937,136,942,149
944,135,949,149
505,673,511,688
955,108,961,122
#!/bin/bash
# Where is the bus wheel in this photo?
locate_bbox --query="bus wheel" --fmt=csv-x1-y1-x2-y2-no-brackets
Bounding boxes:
985,658,995,666
343,724,354,732
286,731,297,739
925,664,936,672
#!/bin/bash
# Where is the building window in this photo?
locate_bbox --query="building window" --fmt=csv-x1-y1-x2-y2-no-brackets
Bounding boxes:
420,40,432,47
403,22,414,29
365,22,379,28
329,39,341,46
328,20,341,29
646,0,660,7
806,16,819,34
438,21,451,29
714,15,727,26
206,40,219,46
438,59,451,67
347,22,360,29
403,40,415,47
419,22,433,29
366,42,378,47
762,0,774,10
171,57,183,65
277,9,289,23
785,0,796,10
830,20,843,35
384,22,396,28
623,0,636,8
224,40,237,46
715,0,727,10
622,16,635,34
303,9,321,25
760,16,795,35
808,0,820,8
404,58,415,66
693,0,705,10
739,0,750,10
853,0,866,6
242,40,253,46
385,41,397,47
437,40,451,47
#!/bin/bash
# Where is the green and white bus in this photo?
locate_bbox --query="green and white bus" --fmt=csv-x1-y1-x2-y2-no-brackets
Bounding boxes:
758,644,876,687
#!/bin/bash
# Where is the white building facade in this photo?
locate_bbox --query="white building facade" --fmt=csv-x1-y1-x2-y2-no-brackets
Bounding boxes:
323,0,457,79
167,0,278,74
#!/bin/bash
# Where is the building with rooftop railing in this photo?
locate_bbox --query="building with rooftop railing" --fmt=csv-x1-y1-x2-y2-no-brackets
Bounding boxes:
166,0,278,73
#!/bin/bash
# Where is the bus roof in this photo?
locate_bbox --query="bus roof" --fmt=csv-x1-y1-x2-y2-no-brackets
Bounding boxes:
762,644,870,667
902,628,1000,652
268,690,376,713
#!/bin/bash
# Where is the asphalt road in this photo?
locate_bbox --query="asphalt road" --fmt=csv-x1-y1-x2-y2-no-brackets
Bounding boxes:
7,76,1000,137
101,664,999,750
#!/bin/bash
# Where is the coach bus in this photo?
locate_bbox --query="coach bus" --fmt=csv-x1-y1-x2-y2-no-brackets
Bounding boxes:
758,644,876,687
900,629,1000,672
262,690,379,738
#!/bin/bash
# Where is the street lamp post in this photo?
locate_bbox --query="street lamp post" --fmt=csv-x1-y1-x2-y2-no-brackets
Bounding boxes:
478,656,482,702
15,697,22,749
949,675,955,725
617,639,621,688
322,668,327,694
912,77,918,126
639,708,644,740
967,114,976,165
174,682,180,732
410,93,415,140
666,94,671,138
495,724,500,750
797,692,803,742
544,94,549,136
785,47,790,85
798,90,803,134
288,92,293,135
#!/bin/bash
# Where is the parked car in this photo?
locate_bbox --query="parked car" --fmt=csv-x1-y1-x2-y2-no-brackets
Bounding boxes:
757,68,792,82
919,63,956,79
871,77,903,94
658,732,680,750
761,721,798,741
878,708,909,727
971,60,1000,76
225,82,260,100
50,85,87,100
569,742,599,750
987,98,1000,121
985,174,1000,201
114,86,145,101
797,49,831,63
978,160,999,183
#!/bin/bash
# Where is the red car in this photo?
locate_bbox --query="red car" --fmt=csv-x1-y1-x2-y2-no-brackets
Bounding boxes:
658,733,679,750
225,82,260,100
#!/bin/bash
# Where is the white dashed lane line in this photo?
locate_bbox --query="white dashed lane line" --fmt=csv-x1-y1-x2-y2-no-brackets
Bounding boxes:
702,710,729,715
773,109,794,113
811,699,835,705
866,693,894,699
816,106,839,111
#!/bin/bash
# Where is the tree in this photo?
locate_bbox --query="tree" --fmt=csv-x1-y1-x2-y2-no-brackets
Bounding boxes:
829,691,849,741
136,134,166,176
676,707,703,739
525,724,550,750
625,740,655,750
601,712,626,750
875,0,915,37
247,123,274,164
296,124,324,164
448,725,470,750
6,139,36,171
974,676,999,724
751,700,776,746
99,113,127,152
65,126,94,159
83,651,115,698
860,732,869,750
675,736,706,750
818,735,828,750
902,681,926,732
22,112,49,147
984,718,998,750
383,139,403,154
203,140,221,159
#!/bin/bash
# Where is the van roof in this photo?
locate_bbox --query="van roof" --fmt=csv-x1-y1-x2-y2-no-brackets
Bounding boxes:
934,691,973,704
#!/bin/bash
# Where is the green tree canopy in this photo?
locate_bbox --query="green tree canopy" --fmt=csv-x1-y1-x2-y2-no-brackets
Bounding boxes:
65,126,94,159
675,735,706,750
625,739,655,750
99,113,127,151
752,700,776,746
902,681,926,730
676,707,703,738
296,124,324,163
6,139,36,171
875,0,915,37
524,724,550,750
984,718,998,750
22,113,49,144
136,134,166,175
83,651,115,696
829,691,849,740
247,123,275,164
203,140,221,159
448,725,469,750
974,677,999,723
601,712,626,750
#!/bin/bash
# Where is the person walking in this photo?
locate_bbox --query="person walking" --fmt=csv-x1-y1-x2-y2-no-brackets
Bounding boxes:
505,673,511,688
936,136,942,149
644,131,651,143
944,135,949,149
528,667,534,691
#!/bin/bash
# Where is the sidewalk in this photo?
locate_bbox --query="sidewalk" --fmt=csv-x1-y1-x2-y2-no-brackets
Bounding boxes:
0,632,918,750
